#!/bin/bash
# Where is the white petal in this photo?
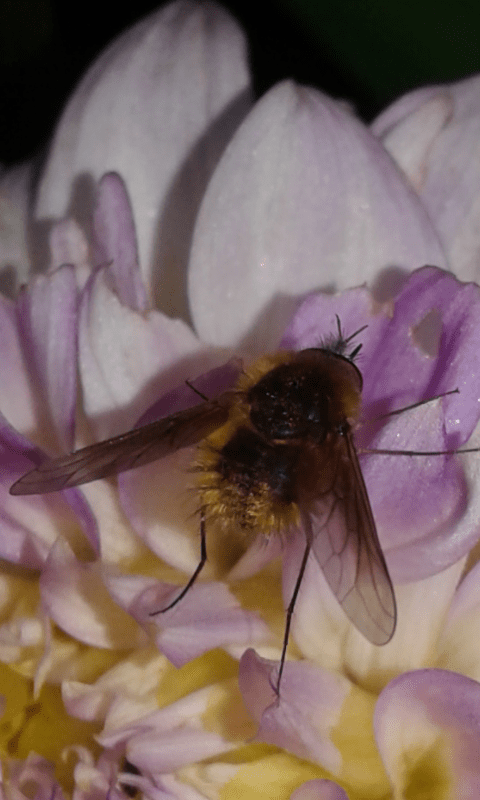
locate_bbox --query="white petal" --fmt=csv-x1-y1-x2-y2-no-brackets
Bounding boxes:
375,74,480,282
35,1,252,310
377,93,453,194
78,266,201,440
189,80,446,351
40,539,145,649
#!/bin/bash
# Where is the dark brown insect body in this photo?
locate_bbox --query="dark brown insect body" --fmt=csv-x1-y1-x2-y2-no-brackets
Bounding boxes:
10,336,397,689
198,349,362,536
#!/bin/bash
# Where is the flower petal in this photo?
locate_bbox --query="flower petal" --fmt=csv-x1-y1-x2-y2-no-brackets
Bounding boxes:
16,265,78,451
153,581,270,667
375,669,480,797
62,650,166,724
126,726,232,776
108,575,269,667
374,74,480,282
0,415,99,565
40,539,145,649
0,293,40,437
438,559,480,683
78,264,201,440
7,753,66,800
118,449,202,574
35,1,252,310
97,687,234,772
361,268,480,577
93,173,147,312
290,780,349,800
239,649,349,772
49,219,90,281
189,80,446,351
372,88,453,195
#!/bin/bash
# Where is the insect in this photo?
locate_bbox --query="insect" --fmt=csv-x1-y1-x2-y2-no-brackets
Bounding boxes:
10,321,397,693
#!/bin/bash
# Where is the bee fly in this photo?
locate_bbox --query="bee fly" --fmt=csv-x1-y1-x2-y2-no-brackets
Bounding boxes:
12,319,439,693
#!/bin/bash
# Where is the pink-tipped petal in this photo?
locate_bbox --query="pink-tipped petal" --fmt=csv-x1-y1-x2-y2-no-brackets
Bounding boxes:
93,173,147,312
0,293,40,436
154,582,269,667
16,265,78,451
290,780,349,800
1,415,99,565
189,80,446,352
239,649,349,773
97,690,234,772
115,577,269,667
375,669,480,797
49,219,90,281
8,753,66,800
62,488,100,554
126,726,232,776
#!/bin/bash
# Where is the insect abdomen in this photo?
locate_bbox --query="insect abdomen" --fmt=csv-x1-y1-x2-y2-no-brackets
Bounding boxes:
197,427,302,535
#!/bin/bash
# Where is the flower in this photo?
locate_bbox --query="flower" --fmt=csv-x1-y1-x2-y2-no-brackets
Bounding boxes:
2,2,480,799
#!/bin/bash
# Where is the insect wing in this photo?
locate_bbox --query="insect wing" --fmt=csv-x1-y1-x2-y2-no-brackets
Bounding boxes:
307,431,396,645
10,397,232,496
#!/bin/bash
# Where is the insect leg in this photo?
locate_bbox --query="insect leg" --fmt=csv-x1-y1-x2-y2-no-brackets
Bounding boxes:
149,508,208,615
274,537,312,695
363,446,480,457
185,379,209,401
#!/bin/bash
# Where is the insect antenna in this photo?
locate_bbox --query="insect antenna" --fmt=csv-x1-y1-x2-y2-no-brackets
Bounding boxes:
149,508,208,615
328,315,368,360
338,316,368,347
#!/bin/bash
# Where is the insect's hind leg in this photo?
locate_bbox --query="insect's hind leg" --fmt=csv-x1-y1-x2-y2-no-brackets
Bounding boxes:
274,537,312,696
149,508,208,615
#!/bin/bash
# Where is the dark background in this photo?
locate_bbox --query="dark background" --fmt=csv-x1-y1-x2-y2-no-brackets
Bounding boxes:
1,0,480,165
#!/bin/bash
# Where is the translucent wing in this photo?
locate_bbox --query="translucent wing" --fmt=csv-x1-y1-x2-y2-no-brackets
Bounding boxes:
307,430,396,645
10,397,232,496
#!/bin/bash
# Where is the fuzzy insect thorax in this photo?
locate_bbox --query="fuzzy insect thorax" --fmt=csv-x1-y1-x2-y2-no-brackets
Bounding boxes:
196,348,362,537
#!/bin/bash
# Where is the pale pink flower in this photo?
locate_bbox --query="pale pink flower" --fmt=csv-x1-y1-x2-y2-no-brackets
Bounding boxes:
1,2,480,799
